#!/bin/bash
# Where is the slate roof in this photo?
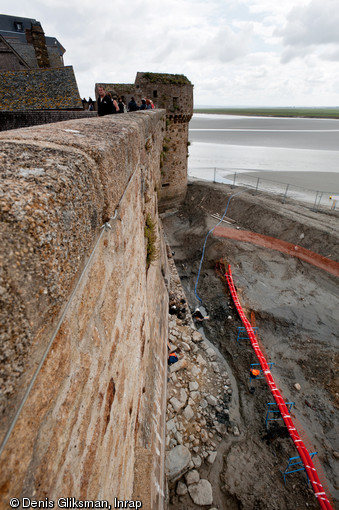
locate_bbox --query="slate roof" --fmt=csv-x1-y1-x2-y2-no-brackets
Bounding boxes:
0,34,30,69
0,14,36,32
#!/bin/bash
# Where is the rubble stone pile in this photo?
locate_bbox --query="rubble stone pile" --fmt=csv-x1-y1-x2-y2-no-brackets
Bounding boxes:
165,254,239,508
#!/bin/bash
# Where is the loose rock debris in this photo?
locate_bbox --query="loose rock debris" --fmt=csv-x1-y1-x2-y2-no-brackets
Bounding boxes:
165,254,238,509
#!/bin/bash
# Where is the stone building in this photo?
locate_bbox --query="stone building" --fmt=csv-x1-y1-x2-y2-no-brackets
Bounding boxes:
0,14,65,70
0,16,193,208
96,72,194,209
0,14,83,117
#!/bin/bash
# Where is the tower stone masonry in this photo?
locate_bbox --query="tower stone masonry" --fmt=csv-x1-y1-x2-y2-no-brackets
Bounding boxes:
96,72,194,210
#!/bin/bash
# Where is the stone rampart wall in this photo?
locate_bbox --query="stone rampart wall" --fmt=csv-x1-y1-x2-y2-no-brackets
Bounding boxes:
0,111,169,509
135,73,193,116
0,110,96,131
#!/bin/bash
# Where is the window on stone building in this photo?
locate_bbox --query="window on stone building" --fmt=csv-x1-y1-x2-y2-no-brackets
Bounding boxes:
153,90,157,98
173,97,179,108
14,22,24,31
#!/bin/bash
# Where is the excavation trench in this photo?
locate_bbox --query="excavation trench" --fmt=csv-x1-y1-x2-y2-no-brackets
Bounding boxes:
163,180,339,510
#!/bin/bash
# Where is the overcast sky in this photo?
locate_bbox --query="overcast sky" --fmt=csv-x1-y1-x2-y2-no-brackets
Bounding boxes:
4,0,339,106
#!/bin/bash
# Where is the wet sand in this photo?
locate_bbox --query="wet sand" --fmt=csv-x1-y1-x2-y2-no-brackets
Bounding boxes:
223,170,339,193
189,114,339,151
189,114,339,195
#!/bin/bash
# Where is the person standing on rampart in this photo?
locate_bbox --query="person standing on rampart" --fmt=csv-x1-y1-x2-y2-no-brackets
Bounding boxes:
118,97,125,113
110,94,120,113
106,92,119,113
97,86,114,116
128,97,139,112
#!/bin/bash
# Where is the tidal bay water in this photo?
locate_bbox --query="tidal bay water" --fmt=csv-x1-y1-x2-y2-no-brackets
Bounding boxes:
188,114,339,193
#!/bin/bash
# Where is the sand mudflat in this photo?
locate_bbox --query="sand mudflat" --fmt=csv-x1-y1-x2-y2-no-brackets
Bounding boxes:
224,170,339,193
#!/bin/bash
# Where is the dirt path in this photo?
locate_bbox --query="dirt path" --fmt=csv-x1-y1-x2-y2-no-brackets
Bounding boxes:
163,181,339,510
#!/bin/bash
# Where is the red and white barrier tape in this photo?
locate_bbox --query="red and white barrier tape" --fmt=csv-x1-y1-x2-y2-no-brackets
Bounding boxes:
225,265,333,510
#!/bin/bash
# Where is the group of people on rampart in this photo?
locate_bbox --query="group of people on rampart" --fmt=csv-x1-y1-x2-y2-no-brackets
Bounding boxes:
95,86,155,117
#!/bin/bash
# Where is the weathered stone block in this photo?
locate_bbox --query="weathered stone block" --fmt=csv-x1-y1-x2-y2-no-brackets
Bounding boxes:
165,445,191,482
188,479,213,506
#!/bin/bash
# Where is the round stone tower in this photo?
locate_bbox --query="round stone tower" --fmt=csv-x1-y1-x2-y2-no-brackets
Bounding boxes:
134,73,193,211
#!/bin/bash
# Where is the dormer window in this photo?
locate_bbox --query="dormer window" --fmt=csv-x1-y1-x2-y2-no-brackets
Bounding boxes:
14,22,24,31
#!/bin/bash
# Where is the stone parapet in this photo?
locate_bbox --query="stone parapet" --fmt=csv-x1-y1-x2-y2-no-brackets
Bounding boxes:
0,111,169,509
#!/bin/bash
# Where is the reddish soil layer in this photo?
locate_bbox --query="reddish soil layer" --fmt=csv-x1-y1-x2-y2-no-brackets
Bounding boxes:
213,226,339,278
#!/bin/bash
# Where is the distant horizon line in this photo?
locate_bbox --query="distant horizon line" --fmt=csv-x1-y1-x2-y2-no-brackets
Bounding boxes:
194,105,339,109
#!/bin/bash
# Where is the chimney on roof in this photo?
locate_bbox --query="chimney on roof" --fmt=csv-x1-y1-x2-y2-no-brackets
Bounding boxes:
25,28,33,44
30,21,50,68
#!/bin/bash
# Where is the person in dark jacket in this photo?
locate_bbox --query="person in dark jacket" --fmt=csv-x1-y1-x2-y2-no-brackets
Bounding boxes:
110,94,120,113
168,351,178,365
117,97,125,113
97,86,114,116
139,98,147,110
128,97,139,112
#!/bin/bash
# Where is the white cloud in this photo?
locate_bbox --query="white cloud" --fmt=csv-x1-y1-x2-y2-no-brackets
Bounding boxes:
278,0,339,62
187,25,252,63
3,0,339,105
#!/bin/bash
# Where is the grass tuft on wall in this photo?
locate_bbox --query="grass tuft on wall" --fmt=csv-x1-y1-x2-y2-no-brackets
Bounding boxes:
145,214,159,269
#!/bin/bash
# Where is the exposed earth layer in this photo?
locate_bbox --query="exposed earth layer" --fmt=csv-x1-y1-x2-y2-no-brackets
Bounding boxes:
163,180,339,510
